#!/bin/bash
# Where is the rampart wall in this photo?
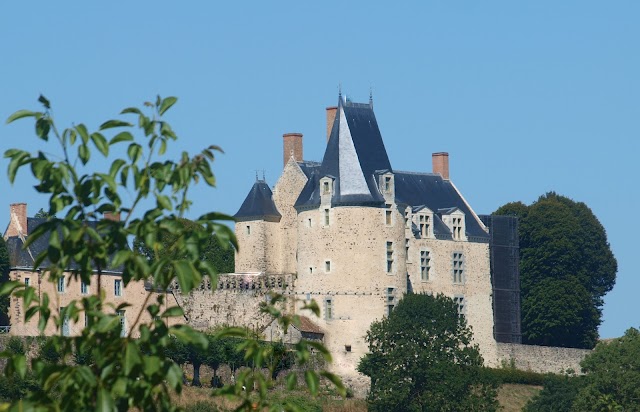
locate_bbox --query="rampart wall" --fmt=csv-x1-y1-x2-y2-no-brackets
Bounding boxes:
497,342,591,374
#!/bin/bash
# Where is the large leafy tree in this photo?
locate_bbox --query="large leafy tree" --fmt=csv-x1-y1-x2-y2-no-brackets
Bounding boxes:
358,293,498,412
1,96,342,411
495,193,617,348
0,237,10,325
133,217,234,275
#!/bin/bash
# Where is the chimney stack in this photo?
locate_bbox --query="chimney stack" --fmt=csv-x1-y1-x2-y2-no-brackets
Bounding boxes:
104,212,121,222
6,203,27,238
283,133,303,168
432,152,450,180
326,106,338,143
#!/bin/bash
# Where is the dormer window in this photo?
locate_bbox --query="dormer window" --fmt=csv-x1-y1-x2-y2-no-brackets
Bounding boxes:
452,217,462,240
419,214,430,238
384,176,391,192
323,181,330,195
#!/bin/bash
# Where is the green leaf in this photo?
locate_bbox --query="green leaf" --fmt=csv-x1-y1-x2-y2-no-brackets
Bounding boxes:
158,97,177,116
0,281,23,296
13,355,26,379
35,118,50,140
75,124,90,144
157,195,172,211
91,132,109,156
160,306,184,318
6,110,37,124
304,370,319,396
124,342,142,375
172,260,200,293
99,119,132,130
109,131,134,145
120,107,142,115
286,372,297,390
38,94,51,109
78,144,90,165
96,387,114,412
127,143,142,163
320,371,346,397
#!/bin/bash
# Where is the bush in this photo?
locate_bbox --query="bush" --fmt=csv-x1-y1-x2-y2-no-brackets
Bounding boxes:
484,367,552,386
524,375,582,412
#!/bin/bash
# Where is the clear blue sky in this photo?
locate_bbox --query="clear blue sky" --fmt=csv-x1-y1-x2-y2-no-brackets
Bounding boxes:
1,2,638,338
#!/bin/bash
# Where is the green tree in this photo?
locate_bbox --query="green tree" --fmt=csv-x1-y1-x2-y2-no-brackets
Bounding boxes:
495,192,617,348
571,328,640,411
524,375,581,412
1,96,342,411
33,208,54,219
0,237,9,325
358,293,498,412
133,217,234,275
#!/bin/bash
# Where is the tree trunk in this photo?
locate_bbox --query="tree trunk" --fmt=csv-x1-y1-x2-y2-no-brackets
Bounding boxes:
192,361,202,387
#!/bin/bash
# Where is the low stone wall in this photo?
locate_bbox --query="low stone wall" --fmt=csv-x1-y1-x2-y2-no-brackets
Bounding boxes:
497,342,591,374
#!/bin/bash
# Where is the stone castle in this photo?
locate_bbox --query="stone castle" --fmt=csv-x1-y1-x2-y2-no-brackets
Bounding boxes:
3,94,590,382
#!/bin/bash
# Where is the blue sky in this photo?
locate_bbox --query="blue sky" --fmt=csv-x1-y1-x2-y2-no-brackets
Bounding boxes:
1,2,638,338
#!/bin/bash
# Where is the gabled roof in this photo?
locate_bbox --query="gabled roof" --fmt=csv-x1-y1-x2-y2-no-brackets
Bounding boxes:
6,218,125,272
296,97,391,207
234,180,282,222
294,316,324,335
394,171,488,240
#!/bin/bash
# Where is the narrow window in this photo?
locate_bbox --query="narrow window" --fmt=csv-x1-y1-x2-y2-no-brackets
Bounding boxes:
309,267,313,275
386,242,394,273
419,214,430,238
452,217,462,240
420,250,431,281
345,345,352,352
325,261,331,273
405,238,410,257
387,304,395,316
24,278,30,287
385,210,392,225
324,209,330,226
117,310,126,337
323,181,330,195
114,279,122,297
81,280,88,295
61,307,70,336
57,276,65,293
325,299,333,320
246,225,251,235
452,252,464,284
386,288,395,316
308,218,312,228
384,176,391,192
454,295,466,316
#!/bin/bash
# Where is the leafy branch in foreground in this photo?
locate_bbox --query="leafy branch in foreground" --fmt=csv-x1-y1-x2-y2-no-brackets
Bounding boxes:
1,96,341,411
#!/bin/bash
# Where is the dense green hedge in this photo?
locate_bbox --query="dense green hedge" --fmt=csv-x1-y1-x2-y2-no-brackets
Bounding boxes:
483,367,564,386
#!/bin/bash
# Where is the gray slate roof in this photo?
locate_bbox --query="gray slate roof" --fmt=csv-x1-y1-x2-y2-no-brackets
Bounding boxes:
6,218,125,272
234,180,282,222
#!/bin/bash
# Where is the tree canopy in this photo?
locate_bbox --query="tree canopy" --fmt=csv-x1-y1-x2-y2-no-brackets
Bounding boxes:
358,293,498,412
495,192,617,348
133,217,235,274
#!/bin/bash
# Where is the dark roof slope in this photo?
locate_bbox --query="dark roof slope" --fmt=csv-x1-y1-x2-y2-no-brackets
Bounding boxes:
296,97,391,207
234,180,282,222
394,172,488,241
6,218,125,272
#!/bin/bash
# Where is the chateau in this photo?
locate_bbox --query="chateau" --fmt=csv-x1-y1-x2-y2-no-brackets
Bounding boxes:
3,94,590,382
229,94,519,375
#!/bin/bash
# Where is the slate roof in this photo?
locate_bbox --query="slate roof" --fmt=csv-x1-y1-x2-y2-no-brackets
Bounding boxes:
234,180,282,222
394,171,488,241
237,94,488,241
295,97,391,207
6,218,124,272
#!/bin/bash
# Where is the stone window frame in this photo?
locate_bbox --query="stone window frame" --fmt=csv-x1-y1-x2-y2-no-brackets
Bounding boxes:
324,208,330,227
117,309,127,337
24,277,30,287
57,276,65,294
420,249,431,282
452,251,465,284
453,294,466,316
324,260,332,273
114,279,123,297
386,287,395,316
80,280,89,295
386,241,394,274
324,298,333,321
246,225,251,235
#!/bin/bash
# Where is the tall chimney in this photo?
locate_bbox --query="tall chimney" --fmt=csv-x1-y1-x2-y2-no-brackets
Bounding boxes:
283,133,303,167
326,106,338,143
432,152,450,180
104,212,121,222
6,203,28,238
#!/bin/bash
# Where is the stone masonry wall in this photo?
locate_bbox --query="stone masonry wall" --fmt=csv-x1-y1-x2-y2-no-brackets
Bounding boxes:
497,342,591,374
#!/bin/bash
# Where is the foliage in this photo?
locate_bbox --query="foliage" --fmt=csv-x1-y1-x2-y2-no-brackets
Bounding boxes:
524,375,581,412
1,96,342,411
494,192,617,348
34,208,54,219
571,328,640,411
358,293,498,412
0,237,9,323
485,366,552,387
133,217,234,275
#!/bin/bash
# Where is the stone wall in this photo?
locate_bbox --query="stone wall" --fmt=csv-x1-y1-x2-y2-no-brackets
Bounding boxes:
497,342,591,374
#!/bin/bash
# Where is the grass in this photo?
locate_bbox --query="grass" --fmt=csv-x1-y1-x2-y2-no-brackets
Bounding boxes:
497,383,542,412
174,383,540,411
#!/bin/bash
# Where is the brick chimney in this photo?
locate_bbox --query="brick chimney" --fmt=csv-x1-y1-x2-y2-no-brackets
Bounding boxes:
326,106,338,143
283,133,303,168
432,152,450,180
5,203,28,238
104,212,121,222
